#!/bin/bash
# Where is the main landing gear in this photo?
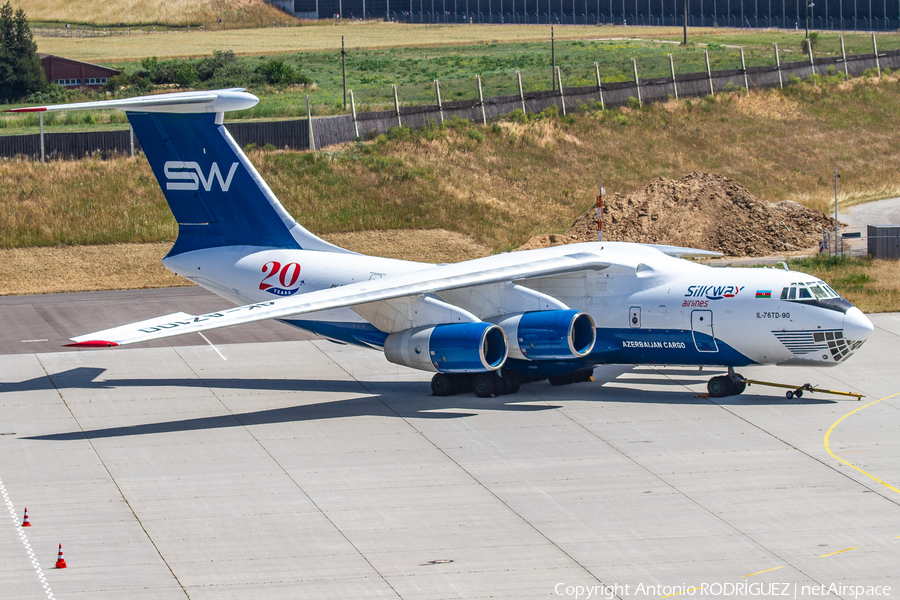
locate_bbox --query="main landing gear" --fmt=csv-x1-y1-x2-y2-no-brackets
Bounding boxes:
706,367,747,398
431,371,523,398
431,369,595,397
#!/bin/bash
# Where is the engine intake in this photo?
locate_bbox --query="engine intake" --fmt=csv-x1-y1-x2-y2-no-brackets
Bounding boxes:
491,310,596,360
384,322,508,373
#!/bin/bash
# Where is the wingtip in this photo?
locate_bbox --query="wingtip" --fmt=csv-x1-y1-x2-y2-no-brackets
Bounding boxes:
64,340,119,348
5,107,47,113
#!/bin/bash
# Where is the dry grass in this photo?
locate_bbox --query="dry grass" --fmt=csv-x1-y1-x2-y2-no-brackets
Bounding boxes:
323,229,490,263
16,0,293,27
0,156,175,248
0,231,488,295
34,23,686,62
0,242,187,295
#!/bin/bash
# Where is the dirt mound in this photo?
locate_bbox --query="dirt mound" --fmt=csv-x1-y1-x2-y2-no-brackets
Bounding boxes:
518,172,838,256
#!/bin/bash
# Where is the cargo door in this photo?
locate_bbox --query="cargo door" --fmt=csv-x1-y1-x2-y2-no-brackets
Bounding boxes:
691,310,718,352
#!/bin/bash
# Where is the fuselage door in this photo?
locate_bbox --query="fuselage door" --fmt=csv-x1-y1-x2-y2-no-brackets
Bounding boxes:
691,310,718,352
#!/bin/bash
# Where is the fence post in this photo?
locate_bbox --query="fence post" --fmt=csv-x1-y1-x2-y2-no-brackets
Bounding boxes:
807,37,815,76
350,89,360,138
477,75,487,125
517,70,527,113
774,43,783,89
434,79,444,124
668,54,677,100
840,35,848,76
129,124,134,157
393,84,402,127
631,58,642,106
594,62,605,109
705,50,713,95
556,66,566,115
306,94,316,151
872,33,881,78
39,112,44,163
740,47,749,93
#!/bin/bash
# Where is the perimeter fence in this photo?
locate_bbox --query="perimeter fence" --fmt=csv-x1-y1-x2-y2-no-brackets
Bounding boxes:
2,42,898,160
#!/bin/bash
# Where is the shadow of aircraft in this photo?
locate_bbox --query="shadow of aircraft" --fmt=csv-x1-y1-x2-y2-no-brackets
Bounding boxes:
9,364,834,442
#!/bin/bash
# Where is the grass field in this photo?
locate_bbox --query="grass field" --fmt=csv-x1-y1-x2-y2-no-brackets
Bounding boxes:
788,255,900,313
4,75,900,252
15,0,296,28
4,24,898,132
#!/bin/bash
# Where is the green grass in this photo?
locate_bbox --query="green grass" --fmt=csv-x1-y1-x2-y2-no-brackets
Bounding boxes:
788,255,900,312
6,29,900,127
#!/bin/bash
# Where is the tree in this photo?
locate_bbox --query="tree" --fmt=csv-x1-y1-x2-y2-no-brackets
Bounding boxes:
0,1,46,99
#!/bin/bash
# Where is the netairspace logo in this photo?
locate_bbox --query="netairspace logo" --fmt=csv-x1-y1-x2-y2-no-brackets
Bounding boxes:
553,582,891,599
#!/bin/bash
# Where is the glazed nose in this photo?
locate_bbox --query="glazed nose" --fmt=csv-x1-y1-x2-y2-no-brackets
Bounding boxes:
843,307,874,342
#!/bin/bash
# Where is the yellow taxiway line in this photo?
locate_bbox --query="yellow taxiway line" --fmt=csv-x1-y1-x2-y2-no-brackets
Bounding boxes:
823,392,900,496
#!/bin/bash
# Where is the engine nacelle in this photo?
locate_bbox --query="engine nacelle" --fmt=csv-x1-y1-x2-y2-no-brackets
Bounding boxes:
384,322,508,373
490,310,596,360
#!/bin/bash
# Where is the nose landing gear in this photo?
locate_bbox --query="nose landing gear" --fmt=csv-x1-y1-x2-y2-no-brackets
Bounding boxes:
706,367,747,398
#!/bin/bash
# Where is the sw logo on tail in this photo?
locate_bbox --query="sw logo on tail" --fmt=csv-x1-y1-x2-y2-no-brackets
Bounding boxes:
164,161,239,192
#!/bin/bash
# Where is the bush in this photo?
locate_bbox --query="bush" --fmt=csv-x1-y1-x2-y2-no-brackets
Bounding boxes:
174,65,198,88
625,96,642,109
256,59,306,86
467,128,485,142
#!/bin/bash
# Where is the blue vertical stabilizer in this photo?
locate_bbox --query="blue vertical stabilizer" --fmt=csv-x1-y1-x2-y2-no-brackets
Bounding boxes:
127,111,348,256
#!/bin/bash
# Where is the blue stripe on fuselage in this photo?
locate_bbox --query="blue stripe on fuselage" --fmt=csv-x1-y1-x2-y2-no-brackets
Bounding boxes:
281,319,755,369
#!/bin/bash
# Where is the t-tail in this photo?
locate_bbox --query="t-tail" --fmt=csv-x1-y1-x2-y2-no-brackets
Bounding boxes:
7,89,349,257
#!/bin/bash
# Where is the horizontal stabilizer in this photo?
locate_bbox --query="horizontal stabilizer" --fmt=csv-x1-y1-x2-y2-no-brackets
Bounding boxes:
5,89,257,114
69,312,197,346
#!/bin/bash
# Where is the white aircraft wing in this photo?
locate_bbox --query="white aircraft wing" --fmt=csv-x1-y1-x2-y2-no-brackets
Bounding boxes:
69,251,609,347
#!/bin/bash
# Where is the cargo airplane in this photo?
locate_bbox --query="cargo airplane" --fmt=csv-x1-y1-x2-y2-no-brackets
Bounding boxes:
11,89,873,398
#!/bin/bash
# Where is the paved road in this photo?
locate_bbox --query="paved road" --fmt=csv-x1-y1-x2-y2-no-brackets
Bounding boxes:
0,287,316,355
839,196,900,227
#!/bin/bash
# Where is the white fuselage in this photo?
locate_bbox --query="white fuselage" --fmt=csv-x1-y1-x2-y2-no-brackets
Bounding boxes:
163,242,871,369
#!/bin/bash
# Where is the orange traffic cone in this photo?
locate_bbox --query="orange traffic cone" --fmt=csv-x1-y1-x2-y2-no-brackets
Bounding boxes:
55,544,66,569
21,507,31,527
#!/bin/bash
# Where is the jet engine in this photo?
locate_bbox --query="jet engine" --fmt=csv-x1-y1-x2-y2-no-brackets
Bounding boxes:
490,310,596,360
384,322,508,373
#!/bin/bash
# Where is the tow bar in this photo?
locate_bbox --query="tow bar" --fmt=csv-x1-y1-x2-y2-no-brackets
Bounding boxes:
743,379,863,400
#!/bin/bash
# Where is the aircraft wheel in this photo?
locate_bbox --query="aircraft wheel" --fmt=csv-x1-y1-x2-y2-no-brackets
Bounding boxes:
501,371,522,395
472,373,499,398
733,380,747,395
431,373,456,396
707,376,733,398
795,390,803,398
548,374,570,386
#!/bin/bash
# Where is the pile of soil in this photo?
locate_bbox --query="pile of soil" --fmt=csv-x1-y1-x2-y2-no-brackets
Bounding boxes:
518,172,838,256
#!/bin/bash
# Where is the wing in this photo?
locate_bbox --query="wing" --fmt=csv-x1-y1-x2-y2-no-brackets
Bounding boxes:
68,251,609,347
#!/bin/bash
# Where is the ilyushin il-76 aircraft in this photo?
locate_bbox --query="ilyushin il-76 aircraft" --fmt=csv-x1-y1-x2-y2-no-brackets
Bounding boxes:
11,89,874,398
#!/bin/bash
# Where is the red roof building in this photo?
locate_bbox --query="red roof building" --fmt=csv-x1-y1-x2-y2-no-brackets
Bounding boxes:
40,55,121,89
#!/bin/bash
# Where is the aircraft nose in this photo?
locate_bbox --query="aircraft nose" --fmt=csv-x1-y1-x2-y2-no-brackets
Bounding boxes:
843,307,874,342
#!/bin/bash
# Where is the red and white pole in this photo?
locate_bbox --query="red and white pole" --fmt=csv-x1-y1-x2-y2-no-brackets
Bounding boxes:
596,187,605,242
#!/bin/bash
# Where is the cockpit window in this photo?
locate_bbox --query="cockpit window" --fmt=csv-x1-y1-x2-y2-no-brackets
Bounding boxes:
780,281,841,302
809,285,829,299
